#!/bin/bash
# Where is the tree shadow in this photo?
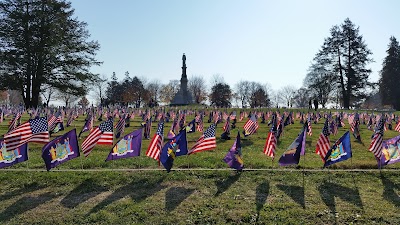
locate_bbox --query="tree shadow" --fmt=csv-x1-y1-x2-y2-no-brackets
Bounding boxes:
0,192,56,222
318,179,364,215
214,172,241,196
89,176,166,214
61,178,107,208
165,187,194,211
276,184,305,209
255,182,270,221
0,182,43,202
380,174,400,207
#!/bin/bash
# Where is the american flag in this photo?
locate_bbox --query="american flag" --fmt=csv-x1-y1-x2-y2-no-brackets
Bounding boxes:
243,114,259,136
395,121,400,132
189,123,217,154
349,114,355,132
82,119,114,157
307,116,312,136
5,117,49,151
66,112,76,127
8,112,21,132
316,118,331,161
146,121,164,161
115,114,126,138
196,114,204,132
369,117,385,159
47,111,63,131
223,117,230,133
263,131,277,158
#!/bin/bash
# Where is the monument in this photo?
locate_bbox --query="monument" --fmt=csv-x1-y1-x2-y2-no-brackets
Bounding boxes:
170,53,193,106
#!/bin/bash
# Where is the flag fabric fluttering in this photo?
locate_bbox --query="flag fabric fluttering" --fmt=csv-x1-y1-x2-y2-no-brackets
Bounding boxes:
146,121,164,161
379,134,400,166
315,118,331,161
323,131,352,167
369,117,385,161
243,114,259,137
8,112,21,132
115,114,126,139
0,138,28,169
223,131,243,171
81,118,114,157
278,129,306,166
5,117,49,151
186,119,196,133
78,114,93,138
263,114,277,159
160,130,188,172
188,123,217,154
395,121,400,132
41,129,80,171
106,128,142,161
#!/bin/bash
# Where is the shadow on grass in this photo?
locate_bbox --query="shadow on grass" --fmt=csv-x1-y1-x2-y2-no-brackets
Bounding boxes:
61,178,107,208
0,192,56,222
256,181,270,222
276,184,305,209
380,174,400,207
0,182,43,202
165,187,195,211
214,172,241,197
89,176,166,214
318,179,364,214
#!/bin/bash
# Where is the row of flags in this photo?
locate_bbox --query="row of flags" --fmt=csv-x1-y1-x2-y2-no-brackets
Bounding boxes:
1,109,400,171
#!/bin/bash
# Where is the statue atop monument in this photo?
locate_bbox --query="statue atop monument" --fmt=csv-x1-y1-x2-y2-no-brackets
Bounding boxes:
170,53,193,106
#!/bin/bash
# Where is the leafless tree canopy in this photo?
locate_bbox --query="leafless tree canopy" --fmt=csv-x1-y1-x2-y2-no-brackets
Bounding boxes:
188,75,208,104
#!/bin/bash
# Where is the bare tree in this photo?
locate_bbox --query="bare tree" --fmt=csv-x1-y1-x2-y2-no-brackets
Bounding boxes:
210,74,225,87
41,84,57,107
91,74,108,106
159,80,180,105
278,85,297,108
8,90,23,106
293,87,309,108
146,79,162,105
56,91,79,108
188,75,208,104
234,80,251,108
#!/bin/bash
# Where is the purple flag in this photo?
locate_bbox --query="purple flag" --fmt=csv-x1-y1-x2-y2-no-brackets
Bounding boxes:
42,129,80,171
0,139,28,168
278,129,306,166
380,134,400,166
223,132,243,170
106,128,142,161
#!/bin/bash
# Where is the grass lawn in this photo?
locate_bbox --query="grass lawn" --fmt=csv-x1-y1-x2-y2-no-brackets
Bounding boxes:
0,109,399,224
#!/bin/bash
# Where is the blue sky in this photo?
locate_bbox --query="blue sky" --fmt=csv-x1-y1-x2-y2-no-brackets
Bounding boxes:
70,0,400,93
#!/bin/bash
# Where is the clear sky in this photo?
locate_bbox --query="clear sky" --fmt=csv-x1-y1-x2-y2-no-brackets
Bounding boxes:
69,0,400,94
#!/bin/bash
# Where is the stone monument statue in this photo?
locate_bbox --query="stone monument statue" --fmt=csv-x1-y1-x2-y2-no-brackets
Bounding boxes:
170,53,193,105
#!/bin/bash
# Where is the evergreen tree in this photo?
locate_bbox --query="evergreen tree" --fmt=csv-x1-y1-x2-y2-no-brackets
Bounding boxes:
305,18,373,109
379,36,400,110
209,83,232,107
0,0,100,108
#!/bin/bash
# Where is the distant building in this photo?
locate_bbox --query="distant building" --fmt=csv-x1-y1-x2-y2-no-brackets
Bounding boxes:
170,53,193,106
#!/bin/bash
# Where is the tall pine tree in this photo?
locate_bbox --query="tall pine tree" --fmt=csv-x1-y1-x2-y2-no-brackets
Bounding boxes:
380,36,400,110
0,0,100,108
305,18,373,109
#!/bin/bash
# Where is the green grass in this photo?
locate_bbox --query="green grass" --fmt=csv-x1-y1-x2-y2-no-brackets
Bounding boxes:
0,170,399,224
1,110,400,224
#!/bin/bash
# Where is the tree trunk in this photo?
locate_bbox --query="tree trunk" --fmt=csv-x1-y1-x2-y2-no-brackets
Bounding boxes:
337,47,349,109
